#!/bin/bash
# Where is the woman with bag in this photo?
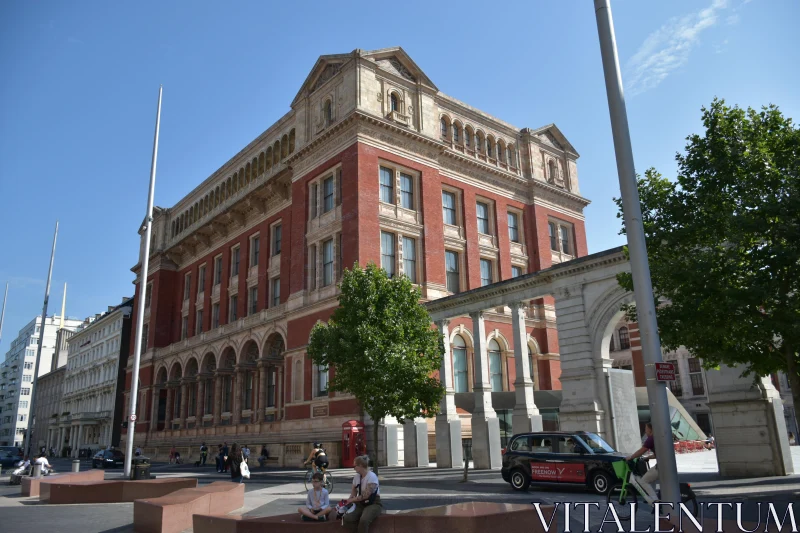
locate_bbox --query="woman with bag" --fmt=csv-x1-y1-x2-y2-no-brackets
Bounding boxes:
343,455,382,532
224,443,248,483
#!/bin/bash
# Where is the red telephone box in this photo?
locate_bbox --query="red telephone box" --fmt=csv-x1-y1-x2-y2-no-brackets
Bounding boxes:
341,420,366,468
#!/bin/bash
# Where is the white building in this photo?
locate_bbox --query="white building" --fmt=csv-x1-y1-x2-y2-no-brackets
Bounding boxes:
59,298,133,457
0,315,82,447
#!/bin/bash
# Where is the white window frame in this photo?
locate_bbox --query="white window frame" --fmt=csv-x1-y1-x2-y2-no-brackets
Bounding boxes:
441,187,462,228
322,239,334,287
183,273,191,301
378,163,419,212
445,249,462,294
248,286,258,316
249,234,260,267
214,255,223,286
231,245,241,278
507,208,523,243
475,198,496,236
380,231,396,278
271,277,281,307
271,222,282,256
548,218,575,262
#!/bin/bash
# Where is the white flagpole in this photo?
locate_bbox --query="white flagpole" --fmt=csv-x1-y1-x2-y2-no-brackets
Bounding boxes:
25,221,58,458
125,86,163,478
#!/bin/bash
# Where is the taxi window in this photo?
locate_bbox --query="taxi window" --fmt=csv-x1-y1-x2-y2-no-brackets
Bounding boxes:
509,436,532,452
531,436,553,453
555,436,585,454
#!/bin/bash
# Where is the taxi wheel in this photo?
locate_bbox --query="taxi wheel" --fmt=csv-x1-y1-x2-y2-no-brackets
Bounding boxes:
509,468,530,491
590,470,612,494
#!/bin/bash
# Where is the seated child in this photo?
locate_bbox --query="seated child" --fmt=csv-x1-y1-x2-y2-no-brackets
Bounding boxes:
298,472,334,522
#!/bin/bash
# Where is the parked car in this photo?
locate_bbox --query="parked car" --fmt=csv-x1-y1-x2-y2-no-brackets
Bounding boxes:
501,431,625,494
0,447,21,469
92,449,125,469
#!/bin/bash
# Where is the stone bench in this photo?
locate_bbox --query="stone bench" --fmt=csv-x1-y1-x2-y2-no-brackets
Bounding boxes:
133,481,244,533
192,502,558,533
21,469,104,498
46,478,197,504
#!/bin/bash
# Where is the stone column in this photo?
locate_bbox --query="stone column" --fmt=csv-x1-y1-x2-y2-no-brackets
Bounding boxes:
232,370,242,425
553,285,612,439
74,424,84,458
403,417,429,467
57,427,65,455
213,374,222,425
164,386,174,429
179,381,189,428
433,319,463,469
150,387,160,432
196,379,206,421
256,363,266,423
510,302,543,435
277,367,284,420
470,311,501,469
707,365,793,477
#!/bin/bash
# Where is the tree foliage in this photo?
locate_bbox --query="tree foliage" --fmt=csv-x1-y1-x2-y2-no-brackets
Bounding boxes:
615,99,800,432
307,263,445,474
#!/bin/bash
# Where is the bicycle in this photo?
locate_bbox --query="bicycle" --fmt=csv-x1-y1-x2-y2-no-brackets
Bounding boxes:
303,462,334,494
606,458,698,520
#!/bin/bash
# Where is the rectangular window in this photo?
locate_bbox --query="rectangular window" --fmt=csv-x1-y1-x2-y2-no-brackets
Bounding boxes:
689,358,705,396
310,183,318,218
212,303,220,328
273,225,282,256
508,212,519,243
23,362,33,370
402,236,416,283
549,222,558,251
244,372,253,410
669,363,683,397
250,236,260,267
560,226,571,255
231,246,240,277
309,245,317,290
317,365,328,396
249,287,258,316
512,266,523,278
381,231,395,278
445,251,460,293
22,375,32,382
181,316,189,340
400,173,413,209
379,166,394,203
476,202,490,234
195,310,203,335
214,256,223,285
198,266,206,294
229,295,238,322
21,388,30,396
323,176,334,213
271,278,281,307
442,191,456,225
322,239,334,287
144,284,152,309
183,274,191,300
480,259,493,286
19,401,28,408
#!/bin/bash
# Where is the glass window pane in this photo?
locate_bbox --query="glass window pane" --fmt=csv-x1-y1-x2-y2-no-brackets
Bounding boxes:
402,236,416,283
560,226,570,254
323,240,334,286
549,223,558,251
508,213,519,242
454,342,468,393
380,167,394,203
477,202,489,234
489,351,503,392
445,251,460,293
480,259,492,286
323,177,334,212
442,191,456,225
381,231,395,277
400,173,413,209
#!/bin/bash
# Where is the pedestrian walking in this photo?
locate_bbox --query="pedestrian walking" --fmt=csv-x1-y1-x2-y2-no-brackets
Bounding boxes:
225,443,245,483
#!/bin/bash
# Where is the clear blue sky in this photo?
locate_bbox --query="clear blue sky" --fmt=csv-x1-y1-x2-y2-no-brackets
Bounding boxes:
0,0,797,353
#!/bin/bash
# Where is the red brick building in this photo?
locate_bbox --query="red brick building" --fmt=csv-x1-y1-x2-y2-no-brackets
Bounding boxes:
121,47,589,465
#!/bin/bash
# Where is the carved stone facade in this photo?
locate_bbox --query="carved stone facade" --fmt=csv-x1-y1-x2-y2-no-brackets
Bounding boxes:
122,47,590,466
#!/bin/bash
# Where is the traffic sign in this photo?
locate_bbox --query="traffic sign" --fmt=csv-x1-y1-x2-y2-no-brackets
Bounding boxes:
655,362,676,381
130,414,137,422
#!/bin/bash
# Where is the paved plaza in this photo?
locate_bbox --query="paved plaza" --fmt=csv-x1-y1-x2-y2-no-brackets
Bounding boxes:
0,448,799,532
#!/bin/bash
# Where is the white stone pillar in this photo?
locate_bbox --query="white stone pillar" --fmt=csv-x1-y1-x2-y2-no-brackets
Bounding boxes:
706,364,793,477
469,311,501,469
510,302,543,435
433,319,462,468
553,285,612,439
74,424,84,458
403,417,429,467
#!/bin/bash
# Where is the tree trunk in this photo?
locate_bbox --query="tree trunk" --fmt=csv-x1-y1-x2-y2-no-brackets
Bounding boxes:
372,418,380,476
785,344,800,440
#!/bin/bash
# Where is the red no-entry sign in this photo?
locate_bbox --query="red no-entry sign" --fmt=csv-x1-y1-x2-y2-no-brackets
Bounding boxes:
655,362,676,381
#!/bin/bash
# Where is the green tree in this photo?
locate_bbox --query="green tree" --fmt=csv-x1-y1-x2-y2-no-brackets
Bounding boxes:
615,99,800,433
307,263,445,475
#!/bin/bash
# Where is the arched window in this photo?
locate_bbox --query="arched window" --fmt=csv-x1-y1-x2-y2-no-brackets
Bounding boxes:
453,124,461,144
440,117,448,138
465,126,473,148
508,145,516,167
488,339,503,391
324,100,333,126
497,141,506,164
618,327,630,350
528,345,538,390
390,93,399,112
476,132,485,153
453,335,468,393
289,129,296,154
486,136,494,158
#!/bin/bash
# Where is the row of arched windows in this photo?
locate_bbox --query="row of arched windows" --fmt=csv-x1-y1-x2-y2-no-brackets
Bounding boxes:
440,115,518,168
171,128,297,239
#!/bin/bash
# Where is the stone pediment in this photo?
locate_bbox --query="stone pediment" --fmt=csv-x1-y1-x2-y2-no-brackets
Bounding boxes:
375,57,416,82
537,131,563,151
310,63,343,93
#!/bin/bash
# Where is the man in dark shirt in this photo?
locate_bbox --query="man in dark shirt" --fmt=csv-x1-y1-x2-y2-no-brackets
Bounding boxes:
626,422,659,504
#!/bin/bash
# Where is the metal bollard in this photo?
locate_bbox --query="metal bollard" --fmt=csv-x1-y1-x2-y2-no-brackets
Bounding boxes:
72,459,80,472
33,463,43,478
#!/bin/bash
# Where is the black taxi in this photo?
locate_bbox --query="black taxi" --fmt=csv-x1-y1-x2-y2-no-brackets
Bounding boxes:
501,431,625,494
